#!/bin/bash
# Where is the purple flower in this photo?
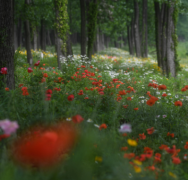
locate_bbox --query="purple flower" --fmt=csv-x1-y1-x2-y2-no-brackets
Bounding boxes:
0,119,19,135
119,123,132,133
163,115,167,118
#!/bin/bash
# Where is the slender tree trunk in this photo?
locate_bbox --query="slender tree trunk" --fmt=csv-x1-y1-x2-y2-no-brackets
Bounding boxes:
66,32,73,57
127,25,134,55
0,0,15,89
33,29,37,50
134,0,141,57
166,0,177,77
131,17,135,55
18,18,22,48
14,23,18,50
80,0,86,55
37,27,40,50
142,0,148,57
24,0,33,66
41,19,46,51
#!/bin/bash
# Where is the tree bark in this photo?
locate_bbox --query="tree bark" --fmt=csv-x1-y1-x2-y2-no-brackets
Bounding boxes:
134,0,141,57
80,0,86,55
66,32,73,57
142,0,148,57
14,23,18,51
166,0,176,77
0,0,15,89
127,25,134,55
24,0,33,66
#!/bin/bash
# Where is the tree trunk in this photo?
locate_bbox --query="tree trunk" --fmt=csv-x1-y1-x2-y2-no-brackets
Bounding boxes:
131,17,135,55
142,0,148,57
37,27,40,50
41,19,46,51
17,18,22,48
24,0,33,66
66,32,73,57
80,0,86,55
134,0,141,57
14,23,18,50
127,25,134,55
46,30,51,46
0,0,15,89
166,0,177,77
86,0,98,60
33,29,37,50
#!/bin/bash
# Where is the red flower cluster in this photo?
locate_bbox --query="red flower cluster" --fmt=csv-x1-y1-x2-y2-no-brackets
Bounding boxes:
21,87,29,96
28,67,33,73
11,122,77,168
46,89,52,101
34,61,40,66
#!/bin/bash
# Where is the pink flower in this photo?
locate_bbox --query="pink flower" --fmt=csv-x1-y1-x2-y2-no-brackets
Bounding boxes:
0,67,7,74
34,61,40,66
0,119,19,135
28,67,33,73
119,124,132,133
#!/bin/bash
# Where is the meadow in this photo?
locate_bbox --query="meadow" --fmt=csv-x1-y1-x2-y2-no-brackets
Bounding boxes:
1,44,188,180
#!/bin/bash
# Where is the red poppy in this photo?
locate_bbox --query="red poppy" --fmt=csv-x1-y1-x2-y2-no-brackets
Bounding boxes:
46,89,52,94
184,85,188,89
5,87,9,91
172,157,181,164
158,85,167,90
11,122,77,167
146,99,156,106
121,147,128,151
28,67,33,73
181,87,187,92
154,153,161,163
147,127,154,135
67,94,74,101
119,90,126,95
78,90,84,95
99,123,107,130
124,153,135,159
184,142,188,149
139,133,146,140
167,132,174,138
134,108,139,111
123,105,128,109
159,144,168,150
72,115,84,123
43,73,48,78
174,101,182,106
162,93,167,97
127,97,132,101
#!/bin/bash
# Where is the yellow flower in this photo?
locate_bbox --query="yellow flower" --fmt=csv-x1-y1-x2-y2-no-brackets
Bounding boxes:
133,160,142,166
134,166,141,173
127,139,137,146
169,172,177,179
95,156,102,162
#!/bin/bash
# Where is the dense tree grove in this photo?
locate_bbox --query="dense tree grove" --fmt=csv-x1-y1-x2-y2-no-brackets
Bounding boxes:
1,0,188,88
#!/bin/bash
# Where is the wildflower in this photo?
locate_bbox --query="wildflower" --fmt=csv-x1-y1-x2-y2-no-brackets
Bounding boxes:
67,94,74,101
18,84,24,88
154,153,162,163
66,117,72,121
72,115,84,123
158,85,167,90
45,94,51,101
163,115,167,118
147,127,154,135
0,67,7,74
127,97,132,101
43,73,48,78
167,132,174,138
95,156,102,162
184,142,188,149
127,139,137,146
119,123,132,133
134,166,142,173
134,108,139,111
121,147,128,151
5,87,9,91
159,144,168,150
174,101,182,106
99,123,107,130
172,157,181,164
139,133,146,140
46,89,52,94
146,99,156,106
181,87,187,92
124,153,135,159
27,67,33,73
11,122,77,167
162,93,167,97
78,90,84,95
169,172,177,179
34,61,40,66
123,105,128,109
0,119,19,135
